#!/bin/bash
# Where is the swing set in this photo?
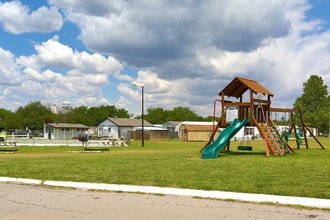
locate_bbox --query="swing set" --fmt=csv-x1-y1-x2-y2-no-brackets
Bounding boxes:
200,77,325,158
269,108,325,149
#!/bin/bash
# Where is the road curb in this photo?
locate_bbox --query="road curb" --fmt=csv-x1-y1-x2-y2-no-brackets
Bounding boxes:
1,177,329,209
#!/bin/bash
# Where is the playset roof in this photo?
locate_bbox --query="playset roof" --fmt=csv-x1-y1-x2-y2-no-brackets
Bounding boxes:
219,77,273,98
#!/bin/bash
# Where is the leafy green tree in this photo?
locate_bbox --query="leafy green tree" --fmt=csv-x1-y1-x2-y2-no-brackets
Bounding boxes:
15,101,55,130
25,111,44,130
294,75,330,135
116,108,131,118
144,106,212,123
87,105,130,125
0,108,16,130
145,107,168,124
70,105,130,126
71,106,90,125
168,106,204,121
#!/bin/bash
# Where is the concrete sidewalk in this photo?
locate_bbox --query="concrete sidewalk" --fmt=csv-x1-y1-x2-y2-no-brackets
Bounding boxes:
2,182,329,220
0,176,329,209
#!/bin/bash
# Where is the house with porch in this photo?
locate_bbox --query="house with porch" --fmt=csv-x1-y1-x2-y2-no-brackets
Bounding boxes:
44,123,89,140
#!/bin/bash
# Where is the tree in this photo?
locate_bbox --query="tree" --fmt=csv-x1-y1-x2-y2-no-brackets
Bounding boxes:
169,106,204,121
294,75,330,135
0,108,16,130
144,107,213,124
15,101,55,130
145,107,168,124
70,105,130,126
71,106,90,125
25,111,44,130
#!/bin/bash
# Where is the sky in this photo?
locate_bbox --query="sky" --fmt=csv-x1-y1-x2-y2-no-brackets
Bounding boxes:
0,0,329,117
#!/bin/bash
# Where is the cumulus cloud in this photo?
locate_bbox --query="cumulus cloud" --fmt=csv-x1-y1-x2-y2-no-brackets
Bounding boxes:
50,1,291,67
0,0,329,117
0,1,63,34
0,48,22,85
46,0,330,116
0,36,126,110
17,36,123,75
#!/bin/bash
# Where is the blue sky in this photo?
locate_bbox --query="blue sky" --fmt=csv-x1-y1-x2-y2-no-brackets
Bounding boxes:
0,0,329,117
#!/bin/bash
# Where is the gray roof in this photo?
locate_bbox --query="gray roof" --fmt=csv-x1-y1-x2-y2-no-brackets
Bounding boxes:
107,117,153,127
48,123,89,129
163,121,181,126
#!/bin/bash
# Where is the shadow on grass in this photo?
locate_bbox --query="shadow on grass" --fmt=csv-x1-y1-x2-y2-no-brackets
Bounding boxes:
83,148,110,152
0,149,17,153
219,150,266,157
64,147,110,153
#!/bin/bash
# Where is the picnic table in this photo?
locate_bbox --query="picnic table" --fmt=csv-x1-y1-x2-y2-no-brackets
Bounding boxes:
0,140,18,151
82,138,128,151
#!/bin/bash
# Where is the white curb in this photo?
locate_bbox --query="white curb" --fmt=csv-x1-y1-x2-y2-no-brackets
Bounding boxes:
43,180,330,208
0,177,42,185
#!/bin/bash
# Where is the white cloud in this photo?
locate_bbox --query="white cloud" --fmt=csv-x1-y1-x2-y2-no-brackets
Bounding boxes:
0,48,22,85
0,37,126,111
50,0,291,65
35,36,75,67
0,1,63,34
1,0,329,117
31,37,123,75
114,0,329,116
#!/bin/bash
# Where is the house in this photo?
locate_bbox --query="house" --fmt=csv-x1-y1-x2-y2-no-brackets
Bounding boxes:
44,123,89,140
98,117,153,139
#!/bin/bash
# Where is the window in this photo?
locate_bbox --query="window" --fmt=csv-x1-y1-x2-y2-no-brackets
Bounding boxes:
245,127,254,136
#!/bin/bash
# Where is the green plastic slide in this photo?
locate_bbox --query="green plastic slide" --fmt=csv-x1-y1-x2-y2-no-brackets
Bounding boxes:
201,118,249,159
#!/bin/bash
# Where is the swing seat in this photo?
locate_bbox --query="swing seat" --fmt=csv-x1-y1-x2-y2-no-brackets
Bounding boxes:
237,146,253,151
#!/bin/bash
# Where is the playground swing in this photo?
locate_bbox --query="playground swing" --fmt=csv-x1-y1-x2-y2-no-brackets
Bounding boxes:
237,127,253,151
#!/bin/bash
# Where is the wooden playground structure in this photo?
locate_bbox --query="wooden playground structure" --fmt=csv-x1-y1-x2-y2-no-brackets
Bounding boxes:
203,77,325,156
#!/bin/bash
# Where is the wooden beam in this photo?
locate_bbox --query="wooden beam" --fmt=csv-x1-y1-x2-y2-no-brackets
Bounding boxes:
221,92,225,126
269,107,298,113
253,98,270,104
299,109,309,149
223,102,250,107
250,90,254,123
290,112,300,149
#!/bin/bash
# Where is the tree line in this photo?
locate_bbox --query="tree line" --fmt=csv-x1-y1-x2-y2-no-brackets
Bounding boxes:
0,75,328,135
0,102,211,131
0,103,131,131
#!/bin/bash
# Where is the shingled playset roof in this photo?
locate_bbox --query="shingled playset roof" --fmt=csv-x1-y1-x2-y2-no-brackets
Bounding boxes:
219,77,274,98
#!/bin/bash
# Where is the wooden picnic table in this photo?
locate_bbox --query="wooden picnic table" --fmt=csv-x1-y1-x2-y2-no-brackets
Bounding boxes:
83,138,127,150
0,141,18,151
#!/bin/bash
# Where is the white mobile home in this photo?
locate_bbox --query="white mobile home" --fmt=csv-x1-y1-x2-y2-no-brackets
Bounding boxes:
44,123,89,140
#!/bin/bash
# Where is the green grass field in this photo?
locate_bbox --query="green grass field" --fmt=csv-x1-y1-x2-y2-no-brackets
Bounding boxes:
0,138,329,199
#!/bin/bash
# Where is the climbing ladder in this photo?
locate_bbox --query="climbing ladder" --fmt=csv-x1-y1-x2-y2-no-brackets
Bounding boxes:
252,116,293,157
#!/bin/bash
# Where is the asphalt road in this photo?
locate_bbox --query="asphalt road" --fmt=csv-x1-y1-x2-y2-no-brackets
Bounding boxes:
0,182,329,220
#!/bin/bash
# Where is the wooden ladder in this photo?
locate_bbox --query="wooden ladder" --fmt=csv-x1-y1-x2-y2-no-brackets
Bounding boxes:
251,116,293,157
258,123,285,156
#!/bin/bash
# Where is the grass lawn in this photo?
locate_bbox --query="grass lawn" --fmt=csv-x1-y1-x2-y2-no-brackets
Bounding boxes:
0,137,329,199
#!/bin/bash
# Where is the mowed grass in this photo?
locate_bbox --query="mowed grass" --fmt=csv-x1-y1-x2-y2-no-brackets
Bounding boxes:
0,138,329,199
